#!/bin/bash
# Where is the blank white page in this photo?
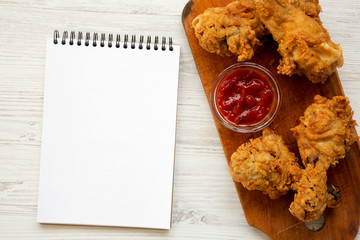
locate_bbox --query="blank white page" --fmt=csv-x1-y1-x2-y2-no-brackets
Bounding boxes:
37,37,180,230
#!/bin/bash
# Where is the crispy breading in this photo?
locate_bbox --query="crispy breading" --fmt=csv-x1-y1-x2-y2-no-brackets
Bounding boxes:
192,0,322,63
230,128,302,199
192,0,267,62
289,160,328,222
288,0,322,19
229,95,357,222
291,95,358,168
255,0,343,83
289,167,342,222
289,95,358,221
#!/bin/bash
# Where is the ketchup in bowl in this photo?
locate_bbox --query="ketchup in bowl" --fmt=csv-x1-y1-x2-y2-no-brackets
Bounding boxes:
211,62,281,133
217,69,274,125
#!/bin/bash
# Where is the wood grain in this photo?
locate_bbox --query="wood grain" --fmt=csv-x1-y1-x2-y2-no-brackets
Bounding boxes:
182,0,360,239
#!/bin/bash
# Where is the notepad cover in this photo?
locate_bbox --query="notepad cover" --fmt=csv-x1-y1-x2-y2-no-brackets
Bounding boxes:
37,37,180,230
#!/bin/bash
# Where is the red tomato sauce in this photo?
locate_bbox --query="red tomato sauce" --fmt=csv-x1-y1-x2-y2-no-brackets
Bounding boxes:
216,69,274,125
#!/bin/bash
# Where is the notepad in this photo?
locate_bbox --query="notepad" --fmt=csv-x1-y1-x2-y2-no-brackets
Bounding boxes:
37,31,180,229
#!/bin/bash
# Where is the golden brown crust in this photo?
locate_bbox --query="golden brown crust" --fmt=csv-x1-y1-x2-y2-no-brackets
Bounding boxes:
230,128,302,199
192,0,323,64
192,0,267,62
289,95,358,221
255,0,343,83
287,0,322,18
192,0,341,83
229,95,357,222
289,161,328,222
291,95,358,167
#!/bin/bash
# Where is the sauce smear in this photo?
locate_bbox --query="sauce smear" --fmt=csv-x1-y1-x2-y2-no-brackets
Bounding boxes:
216,69,274,125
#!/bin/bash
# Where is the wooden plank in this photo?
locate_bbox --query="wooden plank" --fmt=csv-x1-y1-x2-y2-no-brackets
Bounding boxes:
182,1,360,239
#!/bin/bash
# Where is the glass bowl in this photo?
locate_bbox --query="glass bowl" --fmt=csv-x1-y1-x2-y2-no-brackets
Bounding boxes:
210,62,281,133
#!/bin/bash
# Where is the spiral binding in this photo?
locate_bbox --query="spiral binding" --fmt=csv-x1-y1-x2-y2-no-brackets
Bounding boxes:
53,30,174,51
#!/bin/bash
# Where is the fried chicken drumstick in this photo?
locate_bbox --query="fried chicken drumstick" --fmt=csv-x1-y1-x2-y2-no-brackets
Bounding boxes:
289,95,358,221
192,0,267,62
230,128,302,199
254,0,344,83
230,95,357,222
291,95,357,168
193,0,342,83
192,0,321,63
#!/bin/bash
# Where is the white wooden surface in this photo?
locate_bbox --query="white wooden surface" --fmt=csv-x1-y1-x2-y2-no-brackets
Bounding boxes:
0,0,359,239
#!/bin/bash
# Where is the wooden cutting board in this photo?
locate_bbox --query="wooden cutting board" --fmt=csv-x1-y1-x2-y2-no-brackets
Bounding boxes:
182,0,360,239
